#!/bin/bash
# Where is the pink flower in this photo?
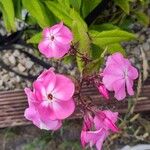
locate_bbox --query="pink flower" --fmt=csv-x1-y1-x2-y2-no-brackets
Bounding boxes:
98,84,109,100
24,88,62,130
24,68,75,130
38,22,73,58
81,110,118,150
102,52,138,100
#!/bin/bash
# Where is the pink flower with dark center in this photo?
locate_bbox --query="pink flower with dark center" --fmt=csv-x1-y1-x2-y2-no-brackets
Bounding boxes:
24,68,75,130
98,84,109,100
81,110,118,150
24,88,62,130
102,52,138,100
38,22,73,58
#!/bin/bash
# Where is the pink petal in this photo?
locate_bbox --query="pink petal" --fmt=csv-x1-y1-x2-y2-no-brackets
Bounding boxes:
103,110,118,123
38,39,53,58
113,79,126,100
128,66,138,79
85,129,104,147
49,41,70,58
106,53,125,67
81,131,86,147
96,131,108,150
102,75,120,91
52,74,75,100
33,81,47,102
52,98,75,119
49,22,63,35
126,78,134,96
36,102,56,121
37,68,56,94
42,27,51,38
24,88,36,106
24,106,62,130
98,85,109,99
103,64,123,76
55,25,73,44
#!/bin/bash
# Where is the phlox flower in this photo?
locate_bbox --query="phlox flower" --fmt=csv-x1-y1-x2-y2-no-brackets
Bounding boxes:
24,68,75,130
38,22,73,58
81,110,118,150
102,52,138,100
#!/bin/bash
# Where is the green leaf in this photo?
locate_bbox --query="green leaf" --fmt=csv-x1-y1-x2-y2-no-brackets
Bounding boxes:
69,0,81,11
71,10,90,72
106,43,126,55
91,44,103,59
45,1,73,27
89,29,136,47
90,23,120,32
83,58,103,77
12,0,22,19
22,0,52,28
82,0,102,18
114,0,130,14
62,55,74,64
0,0,15,31
27,32,42,44
135,11,149,26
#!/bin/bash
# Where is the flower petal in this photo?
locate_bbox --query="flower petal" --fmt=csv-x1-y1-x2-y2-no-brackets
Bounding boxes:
24,106,62,130
126,78,134,96
113,79,126,100
33,81,47,102
49,41,70,58
52,98,75,119
55,25,73,44
49,22,63,35
128,66,138,80
102,75,120,91
37,68,56,94
52,74,75,100
38,39,52,58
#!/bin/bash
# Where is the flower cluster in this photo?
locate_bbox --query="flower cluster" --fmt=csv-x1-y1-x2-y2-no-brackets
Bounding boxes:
24,22,138,150
81,111,118,150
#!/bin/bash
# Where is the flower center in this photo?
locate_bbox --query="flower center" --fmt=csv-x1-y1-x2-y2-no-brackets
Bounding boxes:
47,93,53,101
51,36,55,41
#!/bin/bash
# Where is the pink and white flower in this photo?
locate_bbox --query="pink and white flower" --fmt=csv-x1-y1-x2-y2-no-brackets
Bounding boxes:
24,68,75,130
81,110,118,150
24,88,62,130
38,22,73,58
102,52,138,100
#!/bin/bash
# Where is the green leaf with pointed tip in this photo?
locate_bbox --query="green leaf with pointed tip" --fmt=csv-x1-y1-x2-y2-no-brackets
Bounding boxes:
27,32,42,44
114,0,130,14
89,29,136,47
0,0,16,32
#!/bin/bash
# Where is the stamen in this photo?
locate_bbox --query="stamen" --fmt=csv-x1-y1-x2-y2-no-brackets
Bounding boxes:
48,94,53,100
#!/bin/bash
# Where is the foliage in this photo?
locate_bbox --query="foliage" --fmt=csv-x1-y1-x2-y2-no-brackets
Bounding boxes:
0,0,149,74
